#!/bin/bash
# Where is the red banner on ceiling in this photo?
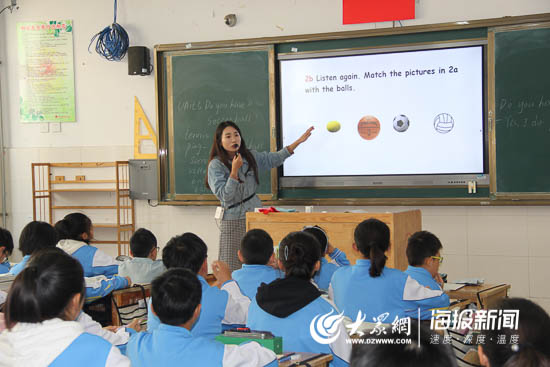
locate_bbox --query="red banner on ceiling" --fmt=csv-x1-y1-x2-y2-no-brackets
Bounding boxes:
343,0,415,25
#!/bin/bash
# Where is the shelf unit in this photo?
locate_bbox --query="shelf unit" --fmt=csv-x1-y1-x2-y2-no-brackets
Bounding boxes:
32,162,135,256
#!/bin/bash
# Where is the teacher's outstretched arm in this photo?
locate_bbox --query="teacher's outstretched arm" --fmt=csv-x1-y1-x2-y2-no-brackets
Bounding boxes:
286,126,314,154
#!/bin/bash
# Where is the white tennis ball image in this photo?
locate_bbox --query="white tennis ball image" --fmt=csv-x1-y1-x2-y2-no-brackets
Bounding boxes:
393,114,410,132
326,120,341,133
434,113,454,134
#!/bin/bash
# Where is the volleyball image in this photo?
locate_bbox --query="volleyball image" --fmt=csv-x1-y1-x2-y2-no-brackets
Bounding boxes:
357,116,380,140
434,113,454,134
393,114,410,132
326,120,341,133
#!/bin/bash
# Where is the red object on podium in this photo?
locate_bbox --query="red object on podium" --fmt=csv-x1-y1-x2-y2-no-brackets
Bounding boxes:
343,0,415,25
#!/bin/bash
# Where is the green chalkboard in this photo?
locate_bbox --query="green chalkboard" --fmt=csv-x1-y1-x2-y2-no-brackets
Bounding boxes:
164,46,274,199
494,26,550,194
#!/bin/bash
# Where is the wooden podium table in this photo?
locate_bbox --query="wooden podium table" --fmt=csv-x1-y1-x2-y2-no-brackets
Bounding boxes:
446,283,511,309
246,210,421,270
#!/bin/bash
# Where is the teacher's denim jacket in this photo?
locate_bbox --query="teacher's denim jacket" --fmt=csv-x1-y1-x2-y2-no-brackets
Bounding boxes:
207,148,291,220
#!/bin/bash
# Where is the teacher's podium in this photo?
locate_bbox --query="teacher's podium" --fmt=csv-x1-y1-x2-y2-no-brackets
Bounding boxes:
246,210,421,270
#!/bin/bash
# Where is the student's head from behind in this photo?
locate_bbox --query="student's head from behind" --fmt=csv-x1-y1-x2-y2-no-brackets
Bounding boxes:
0,227,14,263
478,297,550,367
54,212,93,244
350,321,458,367
278,231,321,280
162,232,207,275
5,247,85,329
151,268,202,329
239,229,274,265
19,221,58,257
302,225,328,255
354,218,390,277
130,228,158,259
205,120,258,189
406,231,443,277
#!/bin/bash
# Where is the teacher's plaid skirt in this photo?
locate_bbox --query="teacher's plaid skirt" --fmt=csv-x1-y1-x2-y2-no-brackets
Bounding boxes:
219,218,245,271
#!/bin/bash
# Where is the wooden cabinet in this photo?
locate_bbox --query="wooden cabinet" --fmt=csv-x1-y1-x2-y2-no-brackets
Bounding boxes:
246,210,421,270
32,162,135,256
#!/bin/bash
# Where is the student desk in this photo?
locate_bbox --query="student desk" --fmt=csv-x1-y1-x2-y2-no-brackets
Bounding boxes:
446,283,510,309
279,353,332,367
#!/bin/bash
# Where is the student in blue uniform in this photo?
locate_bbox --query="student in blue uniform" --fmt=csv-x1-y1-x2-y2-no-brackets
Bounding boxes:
119,228,165,284
84,274,130,304
147,232,250,338
231,229,282,299
55,213,119,277
9,221,58,276
0,248,130,366
329,219,445,323
247,231,351,367
404,231,450,319
0,227,14,274
127,268,276,367
302,225,350,291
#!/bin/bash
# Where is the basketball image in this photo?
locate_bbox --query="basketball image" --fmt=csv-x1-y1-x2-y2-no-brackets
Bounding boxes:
326,120,341,133
434,113,454,134
357,115,380,140
393,114,410,132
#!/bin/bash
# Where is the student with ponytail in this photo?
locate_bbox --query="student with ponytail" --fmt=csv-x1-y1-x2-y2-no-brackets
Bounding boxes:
0,248,130,367
55,213,119,278
329,219,445,323
247,231,351,367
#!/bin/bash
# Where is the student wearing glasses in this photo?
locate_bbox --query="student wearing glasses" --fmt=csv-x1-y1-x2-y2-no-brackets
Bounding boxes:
119,228,166,284
404,231,450,320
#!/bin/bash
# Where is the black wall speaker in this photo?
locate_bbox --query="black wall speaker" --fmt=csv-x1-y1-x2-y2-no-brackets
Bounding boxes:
128,46,151,76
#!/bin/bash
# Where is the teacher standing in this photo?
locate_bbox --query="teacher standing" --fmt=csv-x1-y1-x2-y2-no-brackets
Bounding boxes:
206,121,313,271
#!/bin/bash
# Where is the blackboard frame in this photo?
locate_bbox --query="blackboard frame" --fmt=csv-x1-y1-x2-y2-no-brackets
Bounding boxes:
153,13,550,206
488,23,550,200
157,45,277,201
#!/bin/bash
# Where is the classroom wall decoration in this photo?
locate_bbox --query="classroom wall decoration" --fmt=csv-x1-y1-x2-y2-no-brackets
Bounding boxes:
17,20,76,123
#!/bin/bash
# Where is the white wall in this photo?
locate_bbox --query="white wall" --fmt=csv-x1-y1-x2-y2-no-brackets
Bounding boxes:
1,0,549,311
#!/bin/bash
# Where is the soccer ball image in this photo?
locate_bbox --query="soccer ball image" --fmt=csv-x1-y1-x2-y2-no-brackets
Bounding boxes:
434,113,454,134
393,114,410,132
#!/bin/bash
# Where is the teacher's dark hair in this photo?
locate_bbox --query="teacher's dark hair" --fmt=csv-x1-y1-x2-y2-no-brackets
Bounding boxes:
5,247,85,329
205,121,259,189
354,218,390,277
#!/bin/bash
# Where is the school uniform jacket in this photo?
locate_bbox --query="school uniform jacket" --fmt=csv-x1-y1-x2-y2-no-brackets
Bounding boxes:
0,318,129,367
314,249,350,291
57,239,119,278
231,264,282,300
8,255,29,276
247,277,351,367
127,323,277,367
147,276,250,338
118,257,165,284
0,260,11,274
329,259,445,323
84,275,129,303
404,266,450,319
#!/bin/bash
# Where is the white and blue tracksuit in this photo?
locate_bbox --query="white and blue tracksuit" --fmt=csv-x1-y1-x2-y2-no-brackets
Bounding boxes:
329,259,445,323
57,239,119,278
404,266,450,319
85,275,129,303
126,323,277,367
147,276,250,338
9,255,30,276
232,264,282,300
314,249,350,291
247,277,351,367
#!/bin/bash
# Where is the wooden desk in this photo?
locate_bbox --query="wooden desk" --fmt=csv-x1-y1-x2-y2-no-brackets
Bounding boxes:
446,284,510,309
279,353,332,367
247,211,421,270
111,284,151,326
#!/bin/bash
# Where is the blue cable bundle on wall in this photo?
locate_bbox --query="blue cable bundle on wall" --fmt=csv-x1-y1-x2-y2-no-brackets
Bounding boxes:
88,0,129,61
